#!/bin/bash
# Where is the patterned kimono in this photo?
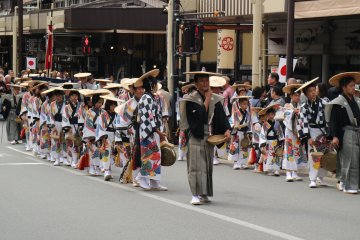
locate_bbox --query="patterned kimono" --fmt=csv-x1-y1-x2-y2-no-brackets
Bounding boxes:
30,96,43,155
138,92,163,181
297,98,328,181
228,101,251,167
118,97,139,167
39,98,51,158
27,94,35,149
260,120,284,172
96,111,121,171
177,95,189,161
119,92,131,102
282,104,307,172
62,101,81,165
49,100,65,161
20,91,32,150
251,113,263,166
83,108,104,169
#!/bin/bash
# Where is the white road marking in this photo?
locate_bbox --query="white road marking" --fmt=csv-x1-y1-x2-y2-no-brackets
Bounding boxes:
0,162,45,166
7,146,305,240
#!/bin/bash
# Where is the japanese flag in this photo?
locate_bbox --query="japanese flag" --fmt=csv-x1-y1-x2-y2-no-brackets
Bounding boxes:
277,57,298,83
26,57,37,70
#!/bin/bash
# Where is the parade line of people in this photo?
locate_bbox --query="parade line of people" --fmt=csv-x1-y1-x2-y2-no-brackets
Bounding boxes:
1,68,360,205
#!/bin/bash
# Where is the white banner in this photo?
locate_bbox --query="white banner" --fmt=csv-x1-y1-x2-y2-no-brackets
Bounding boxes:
217,29,236,69
26,57,37,70
277,57,298,83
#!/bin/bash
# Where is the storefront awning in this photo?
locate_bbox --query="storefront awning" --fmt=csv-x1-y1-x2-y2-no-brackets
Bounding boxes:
295,0,360,19
65,8,167,32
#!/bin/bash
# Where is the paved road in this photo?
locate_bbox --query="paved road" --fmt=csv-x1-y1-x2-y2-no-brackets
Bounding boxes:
0,142,359,240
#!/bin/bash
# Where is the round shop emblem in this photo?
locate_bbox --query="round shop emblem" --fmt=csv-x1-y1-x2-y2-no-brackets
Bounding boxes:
221,37,234,51
28,60,35,67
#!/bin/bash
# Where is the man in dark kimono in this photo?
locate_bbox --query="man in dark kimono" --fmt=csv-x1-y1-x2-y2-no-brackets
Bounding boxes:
180,71,231,205
326,72,360,194
296,77,329,188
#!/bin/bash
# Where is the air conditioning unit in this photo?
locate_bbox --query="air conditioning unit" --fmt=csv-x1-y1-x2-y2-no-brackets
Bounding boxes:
88,57,98,72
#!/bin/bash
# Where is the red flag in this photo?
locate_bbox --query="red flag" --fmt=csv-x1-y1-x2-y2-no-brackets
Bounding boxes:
45,24,53,71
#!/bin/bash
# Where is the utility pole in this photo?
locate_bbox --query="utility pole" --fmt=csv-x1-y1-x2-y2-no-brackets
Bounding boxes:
286,0,295,79
251,0,263,88
166,0,174,94
171,0,180,142
12,6,18,76
18,0,24,74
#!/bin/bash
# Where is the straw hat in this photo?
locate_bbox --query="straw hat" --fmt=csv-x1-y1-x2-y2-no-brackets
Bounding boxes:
207,134,227,145
74,72,91,78
19,82,29,88
26,80,42,88
95,79,112,83
120,78,137,91
134,69,160,88
258,103,280,116
78,89,94,96
181,83,196,92
328,72,360,87
79,89,111,97
210,76,226,88
232,95,252,100
28,74,40,77
231,83,249,90
120,78,131,85
14,77,31,84
30,82,49,91
295,77,319,93
222,75,230,82
184,71,221,77
6,83,24,88
251,107,263,112
103,83,123,90
100,94,125,103
41,87,63,96
282,84,302,94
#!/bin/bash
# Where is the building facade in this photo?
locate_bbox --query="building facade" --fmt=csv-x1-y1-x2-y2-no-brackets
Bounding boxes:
0,0,168,79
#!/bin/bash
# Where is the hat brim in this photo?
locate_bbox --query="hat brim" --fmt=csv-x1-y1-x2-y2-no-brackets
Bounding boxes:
14,77,32,84
210,76,227,88
74,73,91,78
231,84,250,90
103,83,123,90
181,83,196,92
30,82,49,91
134,69,160,88
258,103,280,116
232,96,252,100
79,89,111,97
100,94,125,103
41,87,63,95
295,77,319,93
7,84,24,88
251,107,263,112
329,72,360,87
282,84,302,94
184,71,221,76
